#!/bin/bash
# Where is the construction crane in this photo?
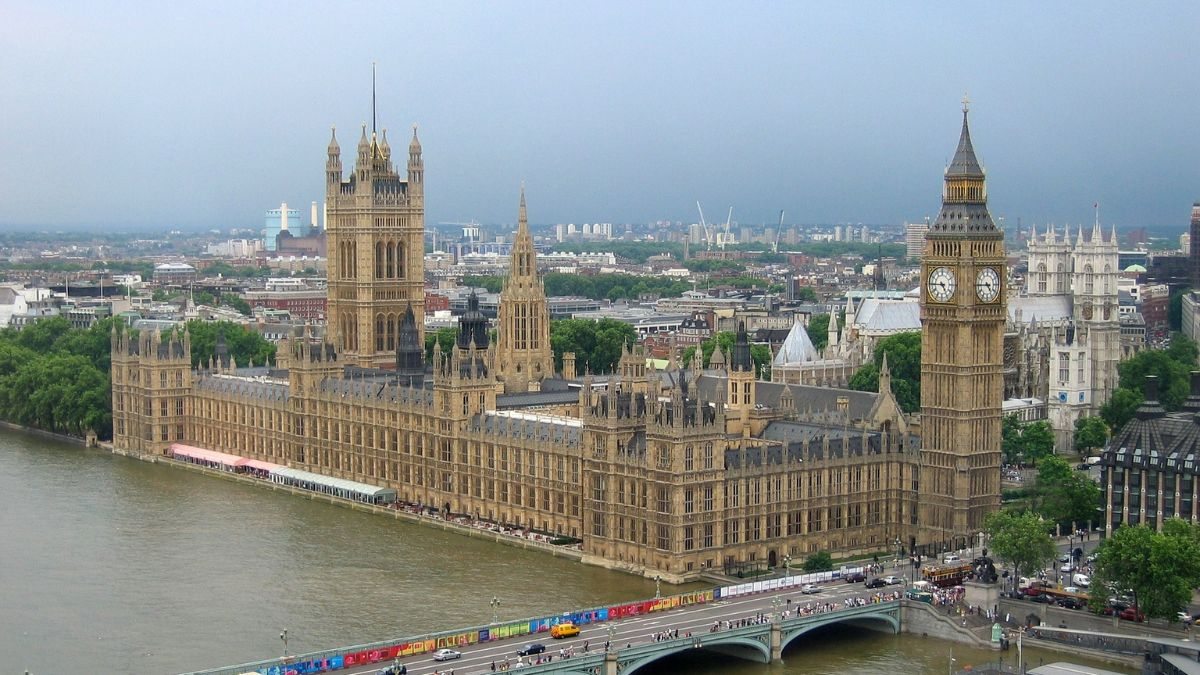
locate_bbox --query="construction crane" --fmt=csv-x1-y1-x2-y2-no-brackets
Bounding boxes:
719,207,733,251
696,201,713,251
773,210,785,254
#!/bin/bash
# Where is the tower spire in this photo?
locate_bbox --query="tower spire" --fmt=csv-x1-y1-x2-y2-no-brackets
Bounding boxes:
372,61,377,135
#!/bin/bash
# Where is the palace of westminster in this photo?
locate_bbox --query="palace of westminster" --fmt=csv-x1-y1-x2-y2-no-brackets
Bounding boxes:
111,108,1007,582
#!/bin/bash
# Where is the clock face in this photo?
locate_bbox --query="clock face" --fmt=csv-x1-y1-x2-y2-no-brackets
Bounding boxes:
975,267,1000,303
927,267,955,302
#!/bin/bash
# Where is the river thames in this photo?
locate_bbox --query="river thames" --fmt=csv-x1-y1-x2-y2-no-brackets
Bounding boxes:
1,429,1134,675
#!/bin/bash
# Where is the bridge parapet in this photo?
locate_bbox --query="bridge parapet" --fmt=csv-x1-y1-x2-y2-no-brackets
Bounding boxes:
507,600,902,675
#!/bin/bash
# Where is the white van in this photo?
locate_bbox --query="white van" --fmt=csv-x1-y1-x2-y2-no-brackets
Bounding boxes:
1072,573,1090,588
1086,456,1102,466
943,554,961,564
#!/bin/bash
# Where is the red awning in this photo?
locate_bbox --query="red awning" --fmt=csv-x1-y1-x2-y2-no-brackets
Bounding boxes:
169,443,248,468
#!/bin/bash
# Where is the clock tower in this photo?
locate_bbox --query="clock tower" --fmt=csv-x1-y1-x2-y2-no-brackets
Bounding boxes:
918,99,1006,551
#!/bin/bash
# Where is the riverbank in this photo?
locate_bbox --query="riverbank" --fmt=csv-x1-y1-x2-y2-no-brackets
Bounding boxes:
102,441,585,563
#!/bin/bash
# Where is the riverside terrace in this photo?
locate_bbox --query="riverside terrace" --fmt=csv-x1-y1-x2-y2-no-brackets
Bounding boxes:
183,569,906,675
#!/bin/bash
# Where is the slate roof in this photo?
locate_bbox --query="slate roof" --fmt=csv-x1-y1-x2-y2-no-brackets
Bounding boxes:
696,373,881,420
772,320,820,366
1009,295,1072,323
852,299,921,333
195,374,290,402
1103,377,1200,475
471,411,582,447
725,427,888,469
497,390,580,409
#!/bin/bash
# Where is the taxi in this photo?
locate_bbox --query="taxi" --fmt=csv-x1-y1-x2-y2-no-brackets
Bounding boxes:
550,622,580,639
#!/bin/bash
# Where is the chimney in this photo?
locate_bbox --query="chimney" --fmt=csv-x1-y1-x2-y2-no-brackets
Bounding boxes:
311,201,319,229
563,352,577,378
1135,375,1166,421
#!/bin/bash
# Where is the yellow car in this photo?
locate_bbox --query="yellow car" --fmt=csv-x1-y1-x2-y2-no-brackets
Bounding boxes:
551,622,580,639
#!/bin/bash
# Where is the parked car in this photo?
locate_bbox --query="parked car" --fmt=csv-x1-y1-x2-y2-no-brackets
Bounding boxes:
800,584,821,594
433,649,461,662
865,578,888,589
1119,607,1146,622
518,643,546,657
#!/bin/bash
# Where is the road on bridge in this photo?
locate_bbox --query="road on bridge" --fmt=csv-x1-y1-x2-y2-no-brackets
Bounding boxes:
339,579,903,675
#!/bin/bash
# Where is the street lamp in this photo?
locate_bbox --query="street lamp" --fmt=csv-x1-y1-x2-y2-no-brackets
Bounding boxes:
895,538,903,567
948,647,956,675
606,622,617,651
491,596,501,624
279,628,289,661
654,575,662,599
771,595,782,622
783,555,792,577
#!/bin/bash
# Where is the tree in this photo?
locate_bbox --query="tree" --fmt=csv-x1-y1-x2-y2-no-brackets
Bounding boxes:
807,314,831,351
1020,421,1056,463
1100,387,1142,430
1001,415,1025,464
1073,416,1108,455
985,510,1056,581
848,331,921,413
1035,455,1101,526
549,319,637,375
184,321,276,369
795,286,818,303
424,327,458,362
223,295,252,316
1090,520,1200,621
803,551,833,572
680,331,772,377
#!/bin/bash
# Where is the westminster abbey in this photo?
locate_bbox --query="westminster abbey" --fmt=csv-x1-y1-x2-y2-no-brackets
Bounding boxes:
111,109,1004,581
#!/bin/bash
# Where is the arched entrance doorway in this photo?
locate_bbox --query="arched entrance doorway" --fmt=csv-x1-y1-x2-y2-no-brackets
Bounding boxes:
768,550,778,568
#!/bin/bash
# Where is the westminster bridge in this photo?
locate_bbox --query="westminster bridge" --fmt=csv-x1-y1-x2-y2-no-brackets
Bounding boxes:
186,570,904,675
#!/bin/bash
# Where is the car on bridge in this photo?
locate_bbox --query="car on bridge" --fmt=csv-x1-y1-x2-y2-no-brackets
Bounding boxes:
801,584,821,594
845,572,867,583
518,643,546,656
882,575,902,585
432,649,461,662
551,622,580,639
865,578,888,589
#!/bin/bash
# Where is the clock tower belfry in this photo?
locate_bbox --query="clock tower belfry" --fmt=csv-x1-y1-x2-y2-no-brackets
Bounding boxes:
918,99,1006,551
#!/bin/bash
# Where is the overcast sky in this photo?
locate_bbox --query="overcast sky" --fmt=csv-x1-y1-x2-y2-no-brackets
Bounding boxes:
2,1,1197,233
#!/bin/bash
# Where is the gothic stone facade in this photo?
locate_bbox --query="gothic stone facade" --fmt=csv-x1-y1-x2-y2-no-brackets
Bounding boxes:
111,323,919,582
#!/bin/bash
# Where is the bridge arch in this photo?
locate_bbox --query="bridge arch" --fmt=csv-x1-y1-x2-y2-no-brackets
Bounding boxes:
781,610,899,653
620,635,771,675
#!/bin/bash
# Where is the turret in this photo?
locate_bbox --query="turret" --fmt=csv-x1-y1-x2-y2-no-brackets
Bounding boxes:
395,303,424,387
326,126,342,190
407,125,423,189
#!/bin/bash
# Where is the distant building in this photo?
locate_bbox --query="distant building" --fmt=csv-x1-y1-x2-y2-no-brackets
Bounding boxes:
904,221,929,261
1008,221,1122,450
153,263,197,285
264,203,301,253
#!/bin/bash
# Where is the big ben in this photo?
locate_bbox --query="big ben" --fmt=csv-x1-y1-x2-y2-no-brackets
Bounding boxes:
918,99,1006,550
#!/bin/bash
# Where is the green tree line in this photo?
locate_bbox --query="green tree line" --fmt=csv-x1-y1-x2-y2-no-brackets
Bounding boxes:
1100,335,1198,429
0,317,275,440
848,332,921,413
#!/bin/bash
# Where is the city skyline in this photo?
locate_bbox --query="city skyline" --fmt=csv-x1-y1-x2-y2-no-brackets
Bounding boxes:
2,2,1198,231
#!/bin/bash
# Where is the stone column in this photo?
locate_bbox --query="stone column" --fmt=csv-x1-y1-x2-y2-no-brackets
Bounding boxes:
603,650,618,675
770,622,783,662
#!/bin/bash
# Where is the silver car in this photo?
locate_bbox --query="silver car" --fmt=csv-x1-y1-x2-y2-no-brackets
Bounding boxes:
801,583,820,594
433,649,461,662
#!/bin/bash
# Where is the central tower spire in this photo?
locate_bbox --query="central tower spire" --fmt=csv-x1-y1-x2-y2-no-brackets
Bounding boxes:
495,186,554,392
